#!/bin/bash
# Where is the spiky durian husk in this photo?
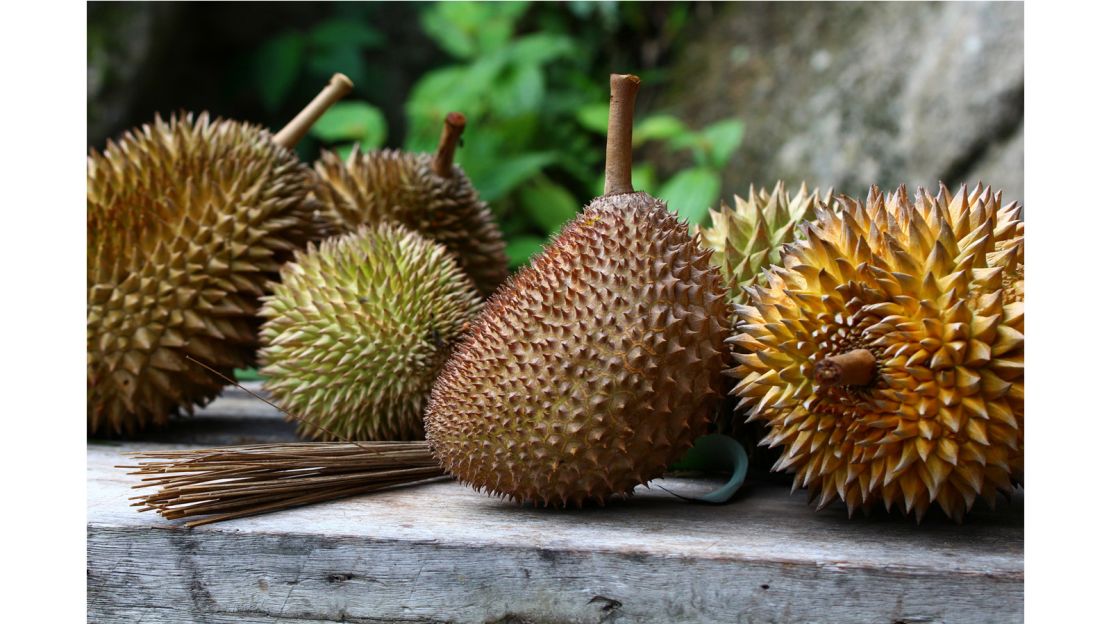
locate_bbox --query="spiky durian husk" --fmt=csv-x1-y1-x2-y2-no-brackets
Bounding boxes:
88,112,321,436
313,148,509,296
259,223,483,441
700,182,829,442
425,193,730,507
728,183,1023,522
700,181,830,304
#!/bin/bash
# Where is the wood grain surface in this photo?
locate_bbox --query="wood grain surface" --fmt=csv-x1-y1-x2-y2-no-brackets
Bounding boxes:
88,388,1023,623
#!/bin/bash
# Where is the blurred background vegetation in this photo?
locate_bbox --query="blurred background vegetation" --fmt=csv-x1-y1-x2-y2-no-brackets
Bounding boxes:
90,2,741,268
89,1,1023,268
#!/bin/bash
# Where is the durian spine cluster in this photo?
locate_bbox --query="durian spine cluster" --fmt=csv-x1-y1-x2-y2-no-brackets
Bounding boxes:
727,183,1023,521
87,113,319,435
700,181,830,304
425,74,731,507
258,223,483,441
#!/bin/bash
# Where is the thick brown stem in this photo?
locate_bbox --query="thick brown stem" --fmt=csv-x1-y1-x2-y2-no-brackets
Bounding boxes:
272,73,354,149
603,73,640,196
815,349,877,386
433,112,467,178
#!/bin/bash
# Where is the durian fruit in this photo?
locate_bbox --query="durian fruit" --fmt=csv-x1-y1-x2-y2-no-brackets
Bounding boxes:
699,181,830,304
312,113,509,296
728,183,1023,521
699,182,829,442
87,74,353,436
425,74,730,506
258,223,483,441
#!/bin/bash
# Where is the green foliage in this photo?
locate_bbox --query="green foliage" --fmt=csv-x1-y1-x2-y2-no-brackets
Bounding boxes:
249,20,383,115
310,102,387,151
658,167,720,227
245,2,744,267
504,235,548,269
519,175,581,234
577,107,744,229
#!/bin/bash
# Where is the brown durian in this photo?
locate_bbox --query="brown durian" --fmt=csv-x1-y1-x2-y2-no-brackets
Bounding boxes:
87,75,352,436
258,223,483,441
728,183,1023,521
700,181,830,304
424,74,730,507
312,113,509,296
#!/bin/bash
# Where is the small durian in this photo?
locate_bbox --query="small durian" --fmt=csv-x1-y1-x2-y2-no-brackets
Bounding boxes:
258,223,483,441
700,181,830,304
87,74,353,436
728,183,1024,521
700,183,828,442
425,74,730,507
312,113,509,296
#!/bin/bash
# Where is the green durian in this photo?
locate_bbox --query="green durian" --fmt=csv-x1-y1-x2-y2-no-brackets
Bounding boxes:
699,181,829,304
259,223,483,441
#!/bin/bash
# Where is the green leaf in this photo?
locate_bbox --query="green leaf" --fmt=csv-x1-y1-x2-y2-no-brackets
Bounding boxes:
575,103,609,134
669,434,749,504
633,114,688,146
307,19,383,48
420,1,528,59
505,235,547,269
519,176,580,234
631,163,657,195
335,144,356,161
405,66,473,149
419,3,479,58
505,33,576,67
310,101,387,148
466,152,556,202
254,32,304,113
700,118,745,169
493,64,545,118
306,45,367,89
656,167,720,227
405,58,506,146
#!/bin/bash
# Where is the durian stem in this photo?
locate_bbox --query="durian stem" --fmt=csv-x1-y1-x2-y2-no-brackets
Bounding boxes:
603,73,640,196
272,73,354,149
815,349,877,386
433,112,467,178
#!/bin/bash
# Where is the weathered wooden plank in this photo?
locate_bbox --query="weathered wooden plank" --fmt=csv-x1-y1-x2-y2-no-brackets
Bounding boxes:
89,442,1023,623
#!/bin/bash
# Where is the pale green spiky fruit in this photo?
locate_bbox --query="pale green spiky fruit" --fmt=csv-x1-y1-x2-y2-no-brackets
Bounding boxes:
259,223,483,441
699,181,829,304
87,112,321,436
728,183,1023,522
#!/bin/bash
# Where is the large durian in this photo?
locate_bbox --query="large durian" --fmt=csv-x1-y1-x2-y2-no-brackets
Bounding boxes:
728,183,1024,521
87,75,352,435
258,223,483,441
312,113,509,296
425,74,730,507
700,181,830,304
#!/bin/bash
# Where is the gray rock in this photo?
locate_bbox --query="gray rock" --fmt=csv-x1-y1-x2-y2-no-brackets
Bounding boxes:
667,1,1024,203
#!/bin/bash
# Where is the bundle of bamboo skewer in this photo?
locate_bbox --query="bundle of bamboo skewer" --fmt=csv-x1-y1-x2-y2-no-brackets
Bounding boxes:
123,441,445,527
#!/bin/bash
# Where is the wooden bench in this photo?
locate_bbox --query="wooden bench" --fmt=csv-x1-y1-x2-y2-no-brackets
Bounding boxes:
87,384,1024,623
